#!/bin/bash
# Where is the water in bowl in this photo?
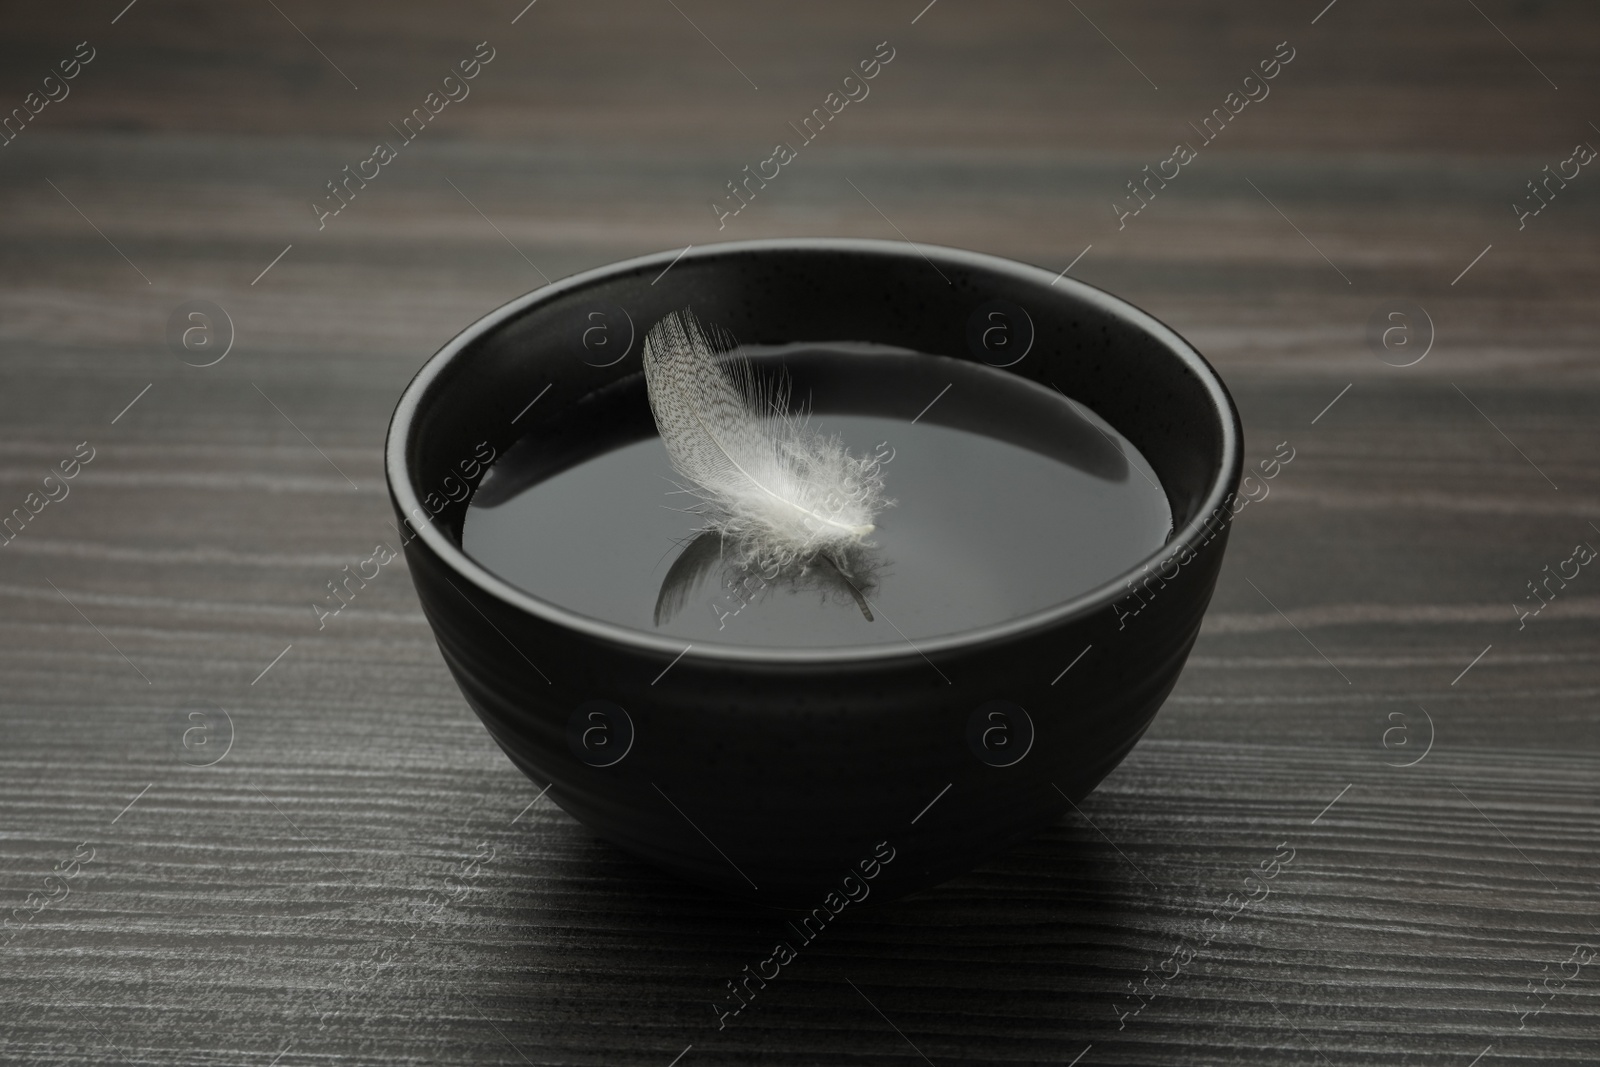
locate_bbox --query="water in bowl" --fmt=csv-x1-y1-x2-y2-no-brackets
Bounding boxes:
462,344,1171,649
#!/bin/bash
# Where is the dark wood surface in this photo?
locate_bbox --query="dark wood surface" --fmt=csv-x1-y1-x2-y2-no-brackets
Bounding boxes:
3,1,1598,1063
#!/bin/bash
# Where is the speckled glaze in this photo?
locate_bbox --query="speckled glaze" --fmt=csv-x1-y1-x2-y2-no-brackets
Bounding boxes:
385,239,1242,909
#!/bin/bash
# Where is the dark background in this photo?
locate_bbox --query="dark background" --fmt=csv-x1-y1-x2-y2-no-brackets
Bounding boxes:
2,1,1597,1064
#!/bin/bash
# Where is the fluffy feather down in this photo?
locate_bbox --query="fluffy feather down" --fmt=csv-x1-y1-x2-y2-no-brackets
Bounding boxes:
641,308,888,574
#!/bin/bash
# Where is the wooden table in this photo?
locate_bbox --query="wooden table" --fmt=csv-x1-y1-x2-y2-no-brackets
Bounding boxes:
3,1,1597,1063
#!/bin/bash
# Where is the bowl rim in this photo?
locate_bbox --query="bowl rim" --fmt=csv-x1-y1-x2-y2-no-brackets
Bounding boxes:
385,237,1242,665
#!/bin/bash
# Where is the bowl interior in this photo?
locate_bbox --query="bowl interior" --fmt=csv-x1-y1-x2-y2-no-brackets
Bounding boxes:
386,238,1240,657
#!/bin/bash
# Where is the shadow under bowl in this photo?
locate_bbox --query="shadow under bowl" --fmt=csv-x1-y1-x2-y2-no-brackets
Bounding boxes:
385,238,1242,909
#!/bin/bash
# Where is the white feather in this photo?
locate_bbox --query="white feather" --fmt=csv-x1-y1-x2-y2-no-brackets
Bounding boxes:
641,308,889,573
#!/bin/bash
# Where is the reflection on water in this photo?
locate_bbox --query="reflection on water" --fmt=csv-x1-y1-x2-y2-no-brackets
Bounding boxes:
654,530,882,628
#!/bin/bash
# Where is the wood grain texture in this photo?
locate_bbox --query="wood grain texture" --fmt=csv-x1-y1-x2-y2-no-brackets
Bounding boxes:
2,1,1598,1063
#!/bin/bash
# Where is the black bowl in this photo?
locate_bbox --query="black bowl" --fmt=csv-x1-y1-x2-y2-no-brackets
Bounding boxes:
385,238,1242,909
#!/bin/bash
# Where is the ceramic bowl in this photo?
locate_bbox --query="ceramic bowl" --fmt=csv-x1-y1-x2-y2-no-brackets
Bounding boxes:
385,238,1242,908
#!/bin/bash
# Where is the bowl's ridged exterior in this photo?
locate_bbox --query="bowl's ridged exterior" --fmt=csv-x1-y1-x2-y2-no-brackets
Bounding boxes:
408,538,1222,907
